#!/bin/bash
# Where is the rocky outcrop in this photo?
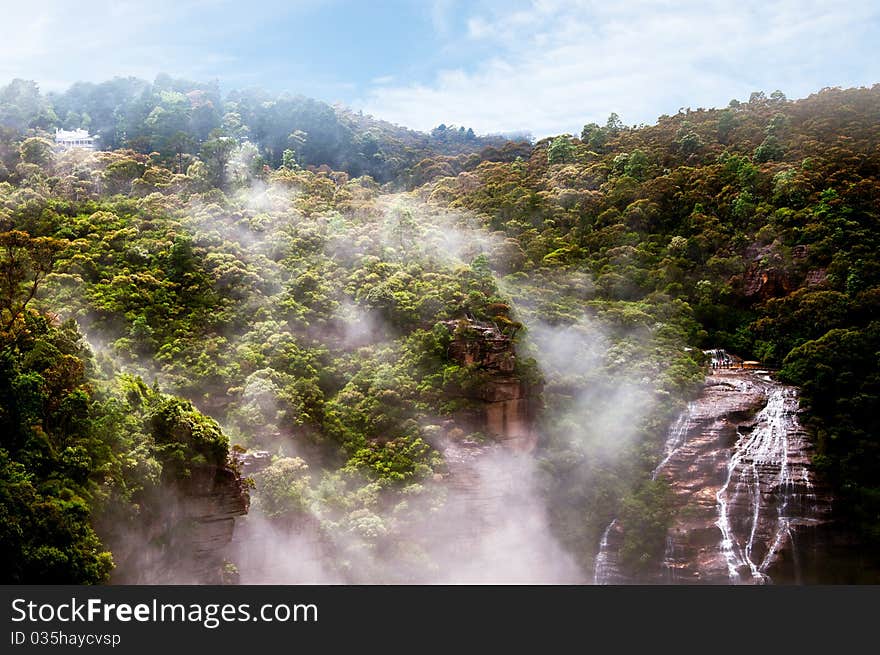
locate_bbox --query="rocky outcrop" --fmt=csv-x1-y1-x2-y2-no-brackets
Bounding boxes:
480,380,535,450
445,319,516,372
741,266,794,299
804,268,828,287
443,318,539,450
732,242,796,301
596,367,844,584
739,253,794,299
174,464,250,581
651,370,832,584
234,449,272,475
736,242,831,300
109,461,249,584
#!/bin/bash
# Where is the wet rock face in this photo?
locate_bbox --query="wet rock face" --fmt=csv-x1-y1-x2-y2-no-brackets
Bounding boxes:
658,372,833,584
484,390,536,451
804,268,828,287
476,377,536,449
733,242,795,301
175,465,250,580
109,462,249,584
596,368,837,585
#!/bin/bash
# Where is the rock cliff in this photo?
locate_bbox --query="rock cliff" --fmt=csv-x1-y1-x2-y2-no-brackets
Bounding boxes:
443,318,539,451
108,461,249,584
596,367,848,584
655,369,832,583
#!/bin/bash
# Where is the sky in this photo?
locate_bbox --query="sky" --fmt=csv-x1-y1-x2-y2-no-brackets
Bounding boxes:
1,0,878,138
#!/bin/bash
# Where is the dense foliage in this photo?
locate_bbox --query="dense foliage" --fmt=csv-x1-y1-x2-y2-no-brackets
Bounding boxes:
425,85,880,552
1,77,878,581
0,309,230,582
0,75,518,185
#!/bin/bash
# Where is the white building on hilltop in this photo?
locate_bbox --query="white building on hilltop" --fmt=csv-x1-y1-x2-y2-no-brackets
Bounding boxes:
55,128,96,151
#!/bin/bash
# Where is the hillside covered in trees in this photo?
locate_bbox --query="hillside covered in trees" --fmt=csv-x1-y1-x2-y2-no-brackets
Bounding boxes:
432,86,880,541
0,75,521,186
0,76,878,582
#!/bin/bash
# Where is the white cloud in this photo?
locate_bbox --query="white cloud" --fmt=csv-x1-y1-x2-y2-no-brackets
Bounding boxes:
363,0,880,137
3,0,878,137
466,16,491,39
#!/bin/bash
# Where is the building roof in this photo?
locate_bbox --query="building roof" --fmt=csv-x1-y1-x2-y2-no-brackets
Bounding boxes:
55,128,94,141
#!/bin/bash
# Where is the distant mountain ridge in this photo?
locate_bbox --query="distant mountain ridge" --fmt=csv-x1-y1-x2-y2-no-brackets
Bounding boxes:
0,74,522,185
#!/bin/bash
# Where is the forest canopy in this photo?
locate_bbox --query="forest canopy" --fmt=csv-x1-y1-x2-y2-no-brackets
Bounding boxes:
1,76,879,581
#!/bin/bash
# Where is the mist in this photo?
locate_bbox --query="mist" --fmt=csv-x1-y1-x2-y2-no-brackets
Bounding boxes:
27,159,682,585
212,183,680,585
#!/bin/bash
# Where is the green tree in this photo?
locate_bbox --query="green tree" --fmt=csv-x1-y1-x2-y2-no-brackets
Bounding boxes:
0,231,66,332
606,112,624,135
547,135,576,164
19,137,54,167
623,149,649,180
754,135,784,162
199,130,236,188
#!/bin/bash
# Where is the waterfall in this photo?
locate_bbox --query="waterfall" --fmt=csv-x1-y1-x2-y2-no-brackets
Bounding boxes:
714,384,814,583
593,367,828,584
593,402,694,584
653,403,693,480
592,519,619,585
662,533,678,583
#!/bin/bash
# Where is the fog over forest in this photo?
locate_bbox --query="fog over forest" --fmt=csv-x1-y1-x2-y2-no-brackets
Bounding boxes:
1,66,879,585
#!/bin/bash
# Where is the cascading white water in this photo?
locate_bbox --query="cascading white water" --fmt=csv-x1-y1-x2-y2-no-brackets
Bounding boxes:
714,384,808,583
663,533,678,583
655,404,692,581
592,519,618,585
593,403,694,584
653,404,693,481
592,369,826,585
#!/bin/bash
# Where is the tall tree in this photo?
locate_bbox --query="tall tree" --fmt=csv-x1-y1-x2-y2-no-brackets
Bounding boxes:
0,231,66,332
547,135,576,164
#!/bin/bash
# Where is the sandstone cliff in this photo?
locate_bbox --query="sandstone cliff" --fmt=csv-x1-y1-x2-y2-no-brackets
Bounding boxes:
108,460,249,584
442,318,539,451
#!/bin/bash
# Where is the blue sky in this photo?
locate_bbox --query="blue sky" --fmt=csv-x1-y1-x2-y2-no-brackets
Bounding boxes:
1,0,878,137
